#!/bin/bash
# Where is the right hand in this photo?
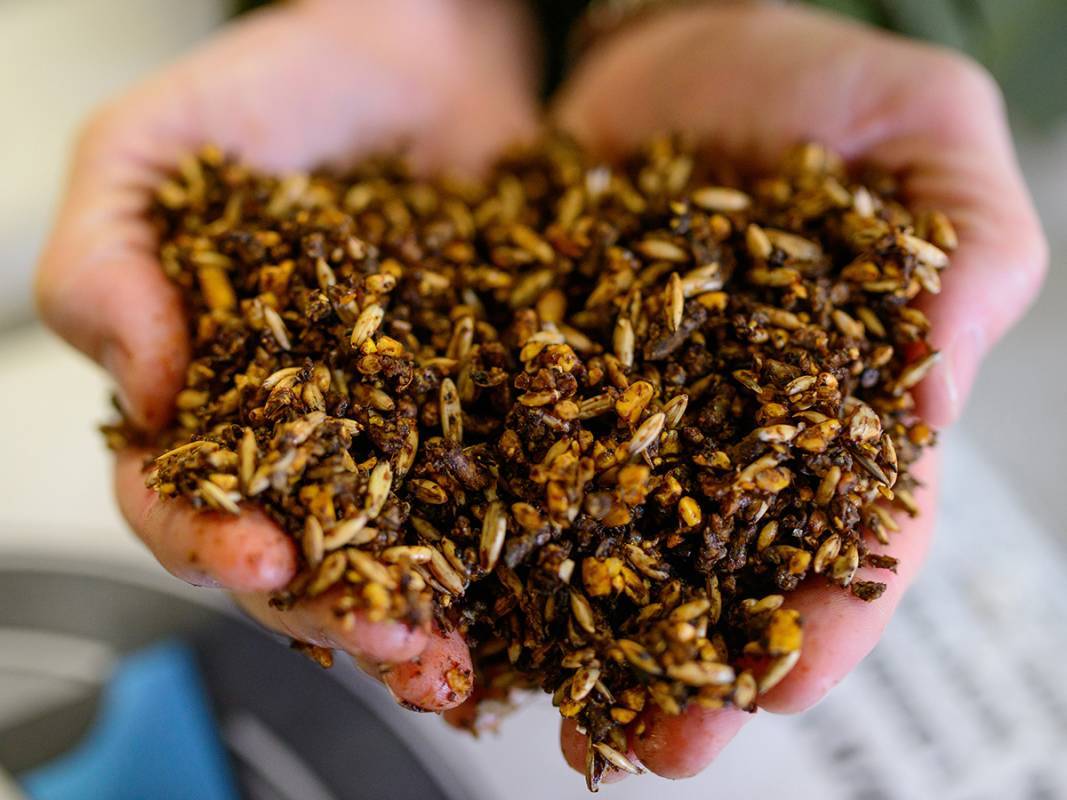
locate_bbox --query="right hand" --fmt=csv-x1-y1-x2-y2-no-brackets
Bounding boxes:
551,1,1046,780
36,0,538,711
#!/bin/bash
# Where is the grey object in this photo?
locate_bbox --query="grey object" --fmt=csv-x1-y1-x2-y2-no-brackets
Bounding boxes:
0,557,471,800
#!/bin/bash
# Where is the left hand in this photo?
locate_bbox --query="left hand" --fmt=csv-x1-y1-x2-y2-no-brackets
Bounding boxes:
37,0,540,714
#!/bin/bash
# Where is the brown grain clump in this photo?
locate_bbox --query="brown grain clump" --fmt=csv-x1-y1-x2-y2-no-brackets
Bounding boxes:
105,136,949,791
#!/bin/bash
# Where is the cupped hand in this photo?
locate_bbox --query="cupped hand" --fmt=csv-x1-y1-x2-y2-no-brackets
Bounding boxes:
36,0,538,710
551,2,1046,780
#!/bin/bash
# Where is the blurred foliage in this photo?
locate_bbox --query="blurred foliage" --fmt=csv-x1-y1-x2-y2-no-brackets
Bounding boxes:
808,0,1067,124
233,0,1067,125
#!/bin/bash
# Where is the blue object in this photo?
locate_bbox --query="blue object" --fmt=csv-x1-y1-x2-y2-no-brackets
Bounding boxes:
20,641,239,800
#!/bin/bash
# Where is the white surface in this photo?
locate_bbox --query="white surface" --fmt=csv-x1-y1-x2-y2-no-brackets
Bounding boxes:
0,0,226,326
0,326,144,566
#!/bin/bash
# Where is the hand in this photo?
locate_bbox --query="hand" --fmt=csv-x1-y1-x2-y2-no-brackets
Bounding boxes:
36,0,538,710
551,2,1046,780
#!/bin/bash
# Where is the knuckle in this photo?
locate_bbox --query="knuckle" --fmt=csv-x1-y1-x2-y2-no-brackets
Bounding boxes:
74,99,130,161
1020,220,1050,289
923,50,1003,110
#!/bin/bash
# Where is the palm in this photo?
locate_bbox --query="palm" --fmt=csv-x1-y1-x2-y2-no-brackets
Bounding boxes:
551,3,1044,779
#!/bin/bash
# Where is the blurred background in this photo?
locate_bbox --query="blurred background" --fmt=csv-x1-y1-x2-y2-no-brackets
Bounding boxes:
0,1,1064,798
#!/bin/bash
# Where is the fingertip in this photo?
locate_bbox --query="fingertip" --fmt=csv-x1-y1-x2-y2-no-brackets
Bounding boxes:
115,449,298,592
236,589,428,668
559,719,587,775
381,628,472,711
99,261,189,432
912,362,959,430
442,685,516,734
184,510,298,592
632,704,750,779
756,588,875,714
104,325,189,433
115,448,161,518
559,719,632,785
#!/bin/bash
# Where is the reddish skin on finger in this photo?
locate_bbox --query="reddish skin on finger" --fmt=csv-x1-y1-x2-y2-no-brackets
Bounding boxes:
382,628,473,711
115,450,296,592
346,613,430,664
632,705,751,779
559,719,633,785
233,591,429,664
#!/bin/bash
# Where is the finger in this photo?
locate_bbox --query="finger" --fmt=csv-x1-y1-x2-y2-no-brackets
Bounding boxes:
115,449,296,592
232,590,429,664
759,450,940,713
631,705,750,779
380,628,473,711
559,719,635,786
894,154,1047,425
554,2,1047,426
34,149,190,430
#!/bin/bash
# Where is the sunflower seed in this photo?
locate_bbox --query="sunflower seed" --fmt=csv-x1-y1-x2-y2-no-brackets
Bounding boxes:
365,461,393,518
665,272,684,331
757,649,801,694
592,743,642,775
351,304,385,348
628,412,665,456
570,591,597,635
613,317,635,368
198,479,240,514
323,515,374,550
303,515,324,566
440,378,463,444
303,552,345,598
479,500,507,572
263,306,292,350
691,186,751,212
616,640,662,675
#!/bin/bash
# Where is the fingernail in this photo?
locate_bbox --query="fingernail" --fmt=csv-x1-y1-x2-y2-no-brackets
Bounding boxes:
940,325,985,421
101,340,135,419
174,567,222,588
